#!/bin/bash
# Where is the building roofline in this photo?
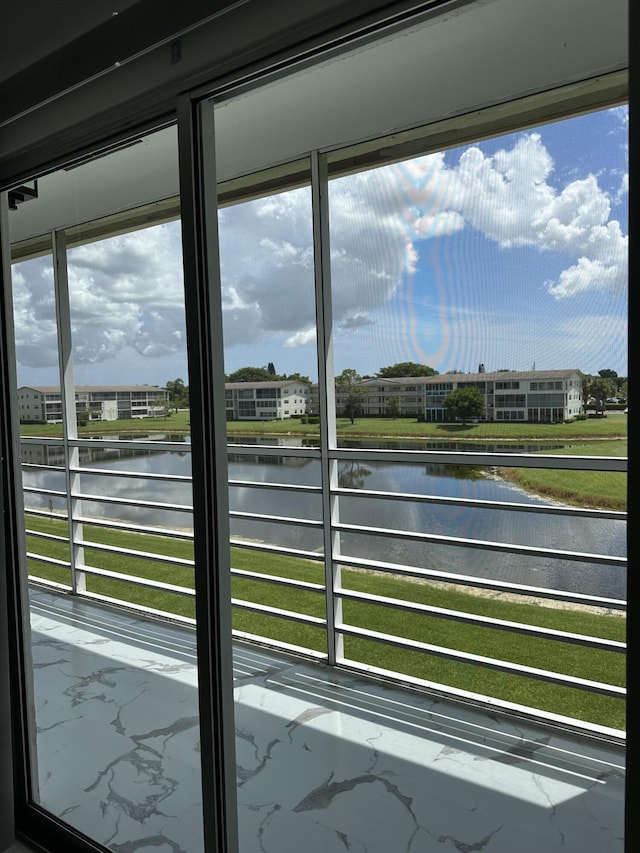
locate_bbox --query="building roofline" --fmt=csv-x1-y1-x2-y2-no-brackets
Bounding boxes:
225,380,309,389
357,369,584,386
18,385,166,393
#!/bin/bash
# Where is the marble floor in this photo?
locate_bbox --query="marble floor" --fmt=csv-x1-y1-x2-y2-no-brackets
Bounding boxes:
28,588,625,853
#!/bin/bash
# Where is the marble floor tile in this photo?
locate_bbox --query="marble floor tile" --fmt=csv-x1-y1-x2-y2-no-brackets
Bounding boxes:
27,588,624,853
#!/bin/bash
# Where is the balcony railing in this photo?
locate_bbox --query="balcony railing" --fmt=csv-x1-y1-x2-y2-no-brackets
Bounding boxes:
20,433,627,736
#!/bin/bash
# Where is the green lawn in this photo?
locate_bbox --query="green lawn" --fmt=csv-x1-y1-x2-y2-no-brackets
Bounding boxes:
228,414,628,441
501,440,627,510
19,411,628,442
25,515,626,731
20,411,627,729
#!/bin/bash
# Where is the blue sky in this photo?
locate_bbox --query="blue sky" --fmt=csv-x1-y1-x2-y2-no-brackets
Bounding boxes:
12,105,628,389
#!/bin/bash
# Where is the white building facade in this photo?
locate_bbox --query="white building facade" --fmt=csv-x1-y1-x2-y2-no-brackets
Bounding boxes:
224,380,310,420
17,385,169,423
328,369,584,423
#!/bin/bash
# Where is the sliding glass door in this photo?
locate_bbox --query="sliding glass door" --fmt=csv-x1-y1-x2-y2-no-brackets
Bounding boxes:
5,124,230,852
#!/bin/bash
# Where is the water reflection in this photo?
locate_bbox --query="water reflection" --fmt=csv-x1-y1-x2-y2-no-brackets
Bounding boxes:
21,436,625,599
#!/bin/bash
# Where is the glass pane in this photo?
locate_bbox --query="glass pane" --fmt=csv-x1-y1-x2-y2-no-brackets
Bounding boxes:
7,126,206,851
214,148,325,649
326,107,627,725
11,249,60,436
328,108,628,443
206,43,625,852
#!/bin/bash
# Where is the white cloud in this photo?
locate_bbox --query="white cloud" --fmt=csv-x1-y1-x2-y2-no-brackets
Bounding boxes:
12,223,189,379
615,172,629,204
12,116,627,382
546,256,624,299
11,262,60,369
67,223,187,363
285,327,316,347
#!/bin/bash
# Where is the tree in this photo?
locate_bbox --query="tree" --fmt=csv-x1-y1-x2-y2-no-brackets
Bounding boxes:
377,361,438,378
282,372,311,384
335,368,365,424
597,369,628,398
165,378,189,412
267,361,277,376
228,366,273,383
386,396,400,419
442,386,484,424
586,377,616,415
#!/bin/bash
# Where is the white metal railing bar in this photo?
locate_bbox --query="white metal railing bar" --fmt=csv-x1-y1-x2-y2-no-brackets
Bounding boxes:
32,593,196,654
229,510,322,528
21,462,65,472
23,486,67,498
229,539,322,562
336,623,625,698
24,508,69,522
224,441,627,471
78,564,195,597
71,492,192,512
25,529,69,544
335,486,626,520
231,566,325,592
74,538,195,567
231,598,326,626
70,466,193,483
228,479,322,493
73,516,194,539
19,437,66,447
26,552,70,569
227,443,320,459
232,629,327,660
334,521,627,566
273,666,625,754
29,578,72,594
21,437,627,472
79,589,196,626
328,447,627,471
20,436,65,445
336,553,626,610
70,438,192,453
335,587,625,652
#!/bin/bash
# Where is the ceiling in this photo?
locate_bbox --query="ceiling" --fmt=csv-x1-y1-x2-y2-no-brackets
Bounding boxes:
2,1,144,83
0,0,238,126
6,0,629,250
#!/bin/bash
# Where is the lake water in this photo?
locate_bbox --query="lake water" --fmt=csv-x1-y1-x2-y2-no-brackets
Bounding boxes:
22,435,626,600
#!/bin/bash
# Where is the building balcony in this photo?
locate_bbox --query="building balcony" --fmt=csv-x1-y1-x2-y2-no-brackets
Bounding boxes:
19,432,626,851
30,585,624,853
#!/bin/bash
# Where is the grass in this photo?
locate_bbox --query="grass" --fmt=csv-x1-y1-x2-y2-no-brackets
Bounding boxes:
19,411,628,442
25,514,626,730
501,440,627,510
20,411,627,728
230,414,628,441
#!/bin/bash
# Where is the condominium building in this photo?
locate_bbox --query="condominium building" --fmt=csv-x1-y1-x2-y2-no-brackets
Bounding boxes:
225,380,309,420
17,385,169,423
327,369,584,423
